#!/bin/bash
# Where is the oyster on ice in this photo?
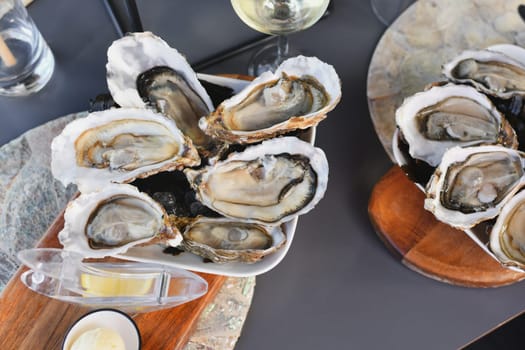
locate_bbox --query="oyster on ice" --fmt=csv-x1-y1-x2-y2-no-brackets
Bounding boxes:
51,108,200,192
59,184,182,258
200,56,341,144
425,145,525,229
180,217,286,263
443,44,525,99
106,32,217,154
490,190,525,268
185,136,328,225
395,84,517,167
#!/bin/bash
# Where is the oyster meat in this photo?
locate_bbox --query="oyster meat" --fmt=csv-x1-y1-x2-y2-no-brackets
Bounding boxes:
185,136,328,225
200,56,341,143
443,44,525,99
395,84,517,167
490,190,525,268
425,145,525,229
59,184,182,258
51,108,200,192
106,32,217,154
180,217,286,263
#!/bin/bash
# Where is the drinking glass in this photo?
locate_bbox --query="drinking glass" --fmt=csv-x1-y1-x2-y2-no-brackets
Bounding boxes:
370,0,414,26
231,0,330,76
0,0,54,96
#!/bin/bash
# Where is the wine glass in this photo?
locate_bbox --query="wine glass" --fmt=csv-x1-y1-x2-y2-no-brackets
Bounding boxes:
370,0,414,26
231,0,330,76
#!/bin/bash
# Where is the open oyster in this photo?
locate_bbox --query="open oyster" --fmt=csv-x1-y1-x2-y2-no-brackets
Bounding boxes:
425,145,525,229
185,136,328,225
51,108,200,192
395,84,517,167
59,184,182,258
489,190,525,268
200,56,341,144
106,32,217,154
443,44,525,99
180,217,286,263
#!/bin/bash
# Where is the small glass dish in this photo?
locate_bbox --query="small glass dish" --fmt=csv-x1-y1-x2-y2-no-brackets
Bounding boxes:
62,309,140,350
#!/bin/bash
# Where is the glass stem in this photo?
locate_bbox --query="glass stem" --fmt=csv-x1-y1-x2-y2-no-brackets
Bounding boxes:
276,34,289,64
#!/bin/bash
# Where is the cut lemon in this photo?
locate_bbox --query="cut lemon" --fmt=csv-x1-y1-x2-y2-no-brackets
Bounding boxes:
80,273,154,297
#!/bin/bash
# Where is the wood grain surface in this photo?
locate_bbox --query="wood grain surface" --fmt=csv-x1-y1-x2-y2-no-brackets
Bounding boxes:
368,166,525,288
0,210,226,349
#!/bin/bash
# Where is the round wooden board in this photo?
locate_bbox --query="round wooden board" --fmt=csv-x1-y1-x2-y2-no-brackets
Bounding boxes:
368,167,525,288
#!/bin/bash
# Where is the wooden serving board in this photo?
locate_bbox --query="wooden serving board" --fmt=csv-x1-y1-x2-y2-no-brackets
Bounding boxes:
0,210,226,349
368,166,525,288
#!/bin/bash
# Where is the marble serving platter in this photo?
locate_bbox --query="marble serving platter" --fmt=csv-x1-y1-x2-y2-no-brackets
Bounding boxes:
368,0,525,159
367,0,525,271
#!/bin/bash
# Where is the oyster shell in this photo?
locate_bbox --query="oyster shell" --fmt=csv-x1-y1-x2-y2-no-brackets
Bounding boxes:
185,136,328,225
425,145,525,229
59,184,182,258
443,44,525,99
489,190,525,268
51,108,200,192
180,217,286,263
106,32,217,154
199,56,341,144
395,84,517,167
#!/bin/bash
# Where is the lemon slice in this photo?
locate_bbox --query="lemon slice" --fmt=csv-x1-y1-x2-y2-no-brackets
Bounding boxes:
80,273,154,297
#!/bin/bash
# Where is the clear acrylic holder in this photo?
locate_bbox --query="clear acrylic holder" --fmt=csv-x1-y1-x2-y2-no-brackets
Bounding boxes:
17,248,208,313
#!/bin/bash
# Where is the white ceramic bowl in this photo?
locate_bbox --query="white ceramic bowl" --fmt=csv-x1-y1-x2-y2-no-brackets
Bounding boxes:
62,309,141,350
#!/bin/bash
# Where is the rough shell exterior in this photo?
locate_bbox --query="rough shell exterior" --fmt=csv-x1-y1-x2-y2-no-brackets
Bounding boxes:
395,83,517,167
106,31,213,111
59,184,182,258
185,136,329,225
51,108,200,193
199,56,341,144
443,44,525,99
424,145,525,229
489,189,525,269
180,217,286,264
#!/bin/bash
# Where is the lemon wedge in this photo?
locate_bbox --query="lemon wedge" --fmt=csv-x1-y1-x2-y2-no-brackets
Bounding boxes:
80,273,154,297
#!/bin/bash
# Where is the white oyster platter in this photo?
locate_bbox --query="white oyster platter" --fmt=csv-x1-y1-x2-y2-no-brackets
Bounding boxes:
50,32,341,277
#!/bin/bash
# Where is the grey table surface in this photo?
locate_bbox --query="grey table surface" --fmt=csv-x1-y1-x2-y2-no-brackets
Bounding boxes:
1,0,525,349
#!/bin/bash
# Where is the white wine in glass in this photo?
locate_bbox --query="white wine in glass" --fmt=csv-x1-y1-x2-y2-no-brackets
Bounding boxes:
231,0,330,75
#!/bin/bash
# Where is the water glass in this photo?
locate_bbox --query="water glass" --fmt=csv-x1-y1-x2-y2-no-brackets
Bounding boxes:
0,0,54,97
